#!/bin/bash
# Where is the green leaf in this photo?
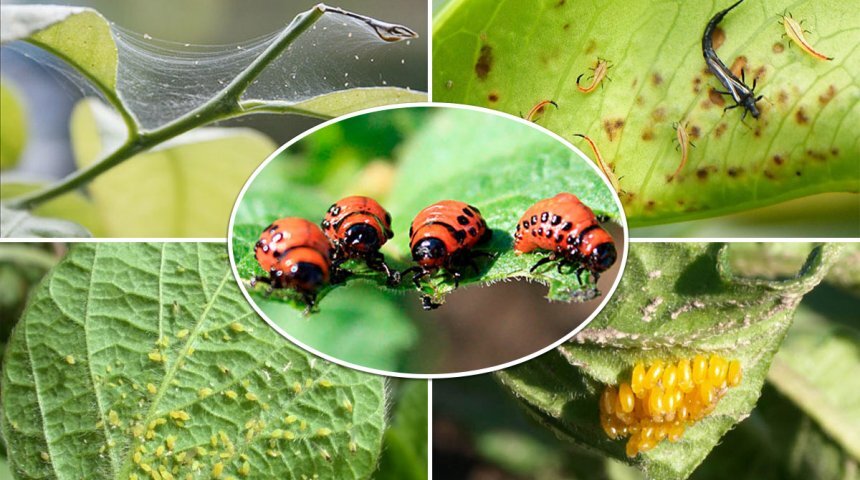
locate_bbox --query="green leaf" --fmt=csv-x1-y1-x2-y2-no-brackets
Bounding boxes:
0,81,27,170
1,243,386,480
387,108,622,303
1,4,424,128
767,303,860,459
496,243,839,479
71,99,274,237
251,283,419,372
233,108,621,308
1,182,105,237
255,87,428,120
685,279,860,479
433,0,860,227
0,6,117,95
230,139,420,372
374,380,428,480
0,205,90,238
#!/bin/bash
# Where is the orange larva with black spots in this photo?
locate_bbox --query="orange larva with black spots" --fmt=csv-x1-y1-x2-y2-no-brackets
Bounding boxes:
321,195,397,284
252,217,332,311
403,200,492,310
514,193,616,281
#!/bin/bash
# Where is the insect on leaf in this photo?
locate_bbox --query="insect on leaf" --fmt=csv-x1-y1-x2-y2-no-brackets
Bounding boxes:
433,0,860,228
496,242,840,479
0,243,386,480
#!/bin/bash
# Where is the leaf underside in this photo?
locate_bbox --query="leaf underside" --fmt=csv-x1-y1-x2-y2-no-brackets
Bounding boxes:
1,243,386,480
433,0,860,227
496,242,839,479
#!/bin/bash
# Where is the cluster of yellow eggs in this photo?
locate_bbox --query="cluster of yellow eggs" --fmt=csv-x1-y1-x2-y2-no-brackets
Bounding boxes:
599,355,742,457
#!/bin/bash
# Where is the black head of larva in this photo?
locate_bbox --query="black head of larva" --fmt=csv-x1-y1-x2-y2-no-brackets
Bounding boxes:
412,237,447,261
344,223,380,253
588,243,617,273
291,262,326,290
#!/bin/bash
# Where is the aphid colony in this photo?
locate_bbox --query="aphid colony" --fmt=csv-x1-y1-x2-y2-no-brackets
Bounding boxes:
253,193,616,312
599,355,743,458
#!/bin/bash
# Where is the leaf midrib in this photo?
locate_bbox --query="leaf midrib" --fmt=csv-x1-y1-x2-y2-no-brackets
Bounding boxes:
115,246,233,479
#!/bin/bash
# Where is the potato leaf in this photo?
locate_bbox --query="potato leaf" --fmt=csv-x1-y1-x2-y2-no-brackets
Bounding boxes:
497,243,839,479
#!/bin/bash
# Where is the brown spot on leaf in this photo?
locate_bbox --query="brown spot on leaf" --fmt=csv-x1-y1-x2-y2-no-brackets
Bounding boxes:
711,27,725,49
795,107,809,125
730,56,747,78
603,118,625,141
754,66,767,81
641,129,654,141
651,108,666,122
696,166,717,180
690,125,701,139
475,45,493,80
488,92,499,103
777,90,789,106
651,73,663,86
772,154,784,166
708,88,726,107
563,23,570,30
819,85,837,105
727,167,743,178
585,40,597,54
556,0,566,6
646,200,656,210
692,76,703,94
773,42,785,53
715,123,728,138
763,170,777,180
635,95,645,106
632,78,638,88
796,170,802,176
831,147,840,156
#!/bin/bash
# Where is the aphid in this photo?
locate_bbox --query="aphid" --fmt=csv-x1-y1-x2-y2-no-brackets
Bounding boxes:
573,134,622,193
321,195,398,285
252,217,332,312
576,57,612,93
513,193,617,283
402,200,492,310
525,100,558,122
780,12,833,61
702,0,763,119
669,121,695,182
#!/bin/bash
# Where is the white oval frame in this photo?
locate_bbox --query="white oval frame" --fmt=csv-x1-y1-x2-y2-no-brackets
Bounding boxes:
227,102,630,379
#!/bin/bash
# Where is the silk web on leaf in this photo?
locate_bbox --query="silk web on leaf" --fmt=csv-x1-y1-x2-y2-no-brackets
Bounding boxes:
2,5,421,131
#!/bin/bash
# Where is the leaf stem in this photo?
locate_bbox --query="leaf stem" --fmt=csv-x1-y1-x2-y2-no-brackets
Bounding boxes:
6,5,328,210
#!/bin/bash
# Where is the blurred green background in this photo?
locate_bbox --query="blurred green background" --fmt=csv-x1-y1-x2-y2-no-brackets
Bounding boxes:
433,243,860,479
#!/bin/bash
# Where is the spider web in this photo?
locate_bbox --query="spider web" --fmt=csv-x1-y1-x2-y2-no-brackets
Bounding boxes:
3,7,420,131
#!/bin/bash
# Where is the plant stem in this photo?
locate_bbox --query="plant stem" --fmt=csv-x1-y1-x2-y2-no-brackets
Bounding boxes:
7,5,328,210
